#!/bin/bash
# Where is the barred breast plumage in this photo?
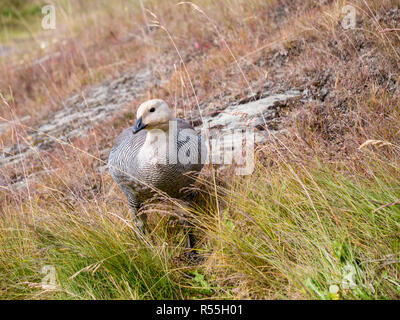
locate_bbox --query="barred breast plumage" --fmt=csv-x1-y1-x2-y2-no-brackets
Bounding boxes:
108,99,206,232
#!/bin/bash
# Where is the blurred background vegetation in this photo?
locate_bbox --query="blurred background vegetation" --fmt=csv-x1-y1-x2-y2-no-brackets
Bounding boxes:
0,0,45,41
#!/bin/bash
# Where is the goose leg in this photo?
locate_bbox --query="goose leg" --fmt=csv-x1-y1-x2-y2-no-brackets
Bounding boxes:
181,217,195,249
180,215,199,265
120,184,147,234
130,206,148,235
180,191,200,257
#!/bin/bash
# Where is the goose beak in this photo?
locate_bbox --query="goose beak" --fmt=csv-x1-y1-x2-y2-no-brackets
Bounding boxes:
133,117,147,133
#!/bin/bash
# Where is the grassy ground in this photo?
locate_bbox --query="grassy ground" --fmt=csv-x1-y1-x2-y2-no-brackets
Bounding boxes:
0,0,400,299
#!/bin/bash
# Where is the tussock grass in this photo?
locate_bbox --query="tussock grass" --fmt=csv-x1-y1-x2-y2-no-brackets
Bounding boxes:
0,195,193,299
1,144,399,299
198,147,400,299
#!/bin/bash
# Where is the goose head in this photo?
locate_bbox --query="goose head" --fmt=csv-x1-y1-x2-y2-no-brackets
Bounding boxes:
133,99,174,133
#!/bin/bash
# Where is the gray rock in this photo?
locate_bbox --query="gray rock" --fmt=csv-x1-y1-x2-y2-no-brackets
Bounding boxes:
193,90,303,172
0,116,31,134
198,90,301,133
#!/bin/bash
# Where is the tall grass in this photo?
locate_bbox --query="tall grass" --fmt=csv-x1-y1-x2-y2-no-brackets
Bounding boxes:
0,196,194,299
1,143,399,299
197,145,400,299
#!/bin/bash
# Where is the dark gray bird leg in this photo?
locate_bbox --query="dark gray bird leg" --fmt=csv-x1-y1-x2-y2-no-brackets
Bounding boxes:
120,184,147,234
129,205,148,235
181,215,201,262
181,216,195,250
181,190,198,251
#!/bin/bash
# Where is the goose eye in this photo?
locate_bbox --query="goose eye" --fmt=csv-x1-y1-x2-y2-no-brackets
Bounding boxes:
149,107,155,113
